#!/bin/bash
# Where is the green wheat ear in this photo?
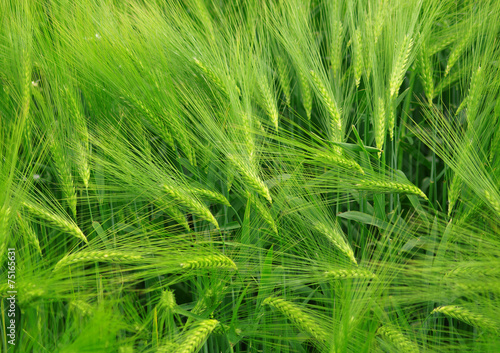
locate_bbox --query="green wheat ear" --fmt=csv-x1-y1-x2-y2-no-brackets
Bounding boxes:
377,324,419,353
431,306,498,332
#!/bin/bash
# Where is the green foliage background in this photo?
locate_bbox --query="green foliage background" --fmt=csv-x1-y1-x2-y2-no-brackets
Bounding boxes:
1,0,499,352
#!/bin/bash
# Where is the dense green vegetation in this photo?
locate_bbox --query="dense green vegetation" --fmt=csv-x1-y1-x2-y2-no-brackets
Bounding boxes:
1,0,499,352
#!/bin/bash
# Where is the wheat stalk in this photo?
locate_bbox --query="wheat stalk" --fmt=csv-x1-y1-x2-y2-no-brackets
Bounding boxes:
54,250,142,271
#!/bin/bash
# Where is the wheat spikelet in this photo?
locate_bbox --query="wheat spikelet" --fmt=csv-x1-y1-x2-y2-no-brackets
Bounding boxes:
163,184,219,228
54,250,142,271
22,201,88,243
298,69,312,120
248,192,278,234
316,151,364,174
313,221,357,265
357,180,427,199
258,76,279,131
353,29,363,87
180,254,237,271
177,319,219,353
324,268,376,280
377,324,419,353
227,154,272,203
389,35,413,99
309,70,342,144
263,296,328,342
375,96,386,156
276,56,291,107
16,213,42,255
432,306,498,331
330,20,343,79
193,187,230,207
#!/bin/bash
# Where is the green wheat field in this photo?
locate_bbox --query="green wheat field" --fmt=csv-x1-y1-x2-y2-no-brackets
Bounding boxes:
1,0,499,352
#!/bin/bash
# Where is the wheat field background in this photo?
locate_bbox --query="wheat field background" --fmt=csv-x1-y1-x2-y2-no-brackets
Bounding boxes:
0,0,499,352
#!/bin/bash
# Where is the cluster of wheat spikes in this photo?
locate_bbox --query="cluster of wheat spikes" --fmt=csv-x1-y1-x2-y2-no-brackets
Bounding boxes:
1,0,500,352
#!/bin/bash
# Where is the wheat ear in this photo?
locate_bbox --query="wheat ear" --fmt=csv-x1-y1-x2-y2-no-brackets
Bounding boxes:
248,192,278,234
309,70,342,145
263,296,328,342
377,324,419,353
324,268,376,280
353,29,363,87
163,184,219,229
227,154,272,203
177,319,219,353
276,56,292,107
330,20,343,79
298,69,312,120
316,151,364,174
432,306,498,332
180,254,237,271
54,250,141,271
314,221,357,265
375,96,386,156
357,180,427,199
389,35,413,99
258,76,279,131
22,201,88,243
193,187,230,207
16,213,42,255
